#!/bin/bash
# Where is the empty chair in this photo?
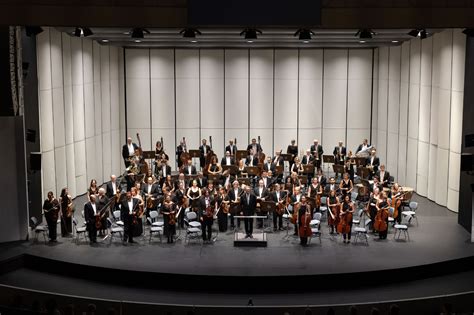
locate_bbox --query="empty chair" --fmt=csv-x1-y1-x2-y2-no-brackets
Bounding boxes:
388,207,395,226
107,218,124,244
351,191,358,203
309,213,322,244
149,210,164,227
402,201,418,226
113,210,124,227
394,214,411,241
319,196,328,220
353,219,371,245
185,211,201,244
72,217,88,244
352,209,364,226
310,212,322,226
147,217,163,243
30,217,48,243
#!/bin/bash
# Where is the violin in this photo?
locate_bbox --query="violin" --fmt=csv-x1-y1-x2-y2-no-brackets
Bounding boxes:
275,191,288,216
168,204,177,226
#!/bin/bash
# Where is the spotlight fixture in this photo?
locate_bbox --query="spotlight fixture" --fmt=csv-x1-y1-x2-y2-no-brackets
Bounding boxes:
294,28,314,42
73,27,93,37
355,29,376,39
462,28,474,37
408,29,427,39
25,26,43,37
240,28,262,42
101,39,109,43
180,28,202,40
131,28,150,39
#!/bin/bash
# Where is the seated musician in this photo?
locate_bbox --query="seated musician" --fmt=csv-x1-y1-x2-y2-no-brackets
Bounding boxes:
237,159,248,177
142,176,161,216
207,155,222,175
187,180,202,211
290,186,303,236
307,177,323,213
263,156,276,173
174,173,188,191
156,158,171,184
199,139,211,169
254,179,269,229
376,164,391,187
162,175,175,194
333,140,346,178
225,139,237,157
194,172,207,188
366,149,380,179
310,139,324,171
286,139,298,168
315,168,327,189
84,194,98,244
325,177,339,196
273,150,284,166
228,180,243,229
199,189,215,242
247,138,262,155
216,186,230,232
267,170,278,186
221,151,235,166
122,137,138,167
356,138,370,154
246,150,259,166
183,159,197,176
272,183,287,231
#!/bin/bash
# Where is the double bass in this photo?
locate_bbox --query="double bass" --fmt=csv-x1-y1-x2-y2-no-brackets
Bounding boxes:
136,133,148,175
179,137,191,167
298,204,312,238
203,136,216,176
374,201,389,233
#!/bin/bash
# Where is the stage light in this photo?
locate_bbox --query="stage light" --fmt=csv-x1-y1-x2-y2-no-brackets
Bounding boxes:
240,28,262,42
463,29,474,37
408,29,427,39
25,26,43,37
74,27,93,37
294,28,314,42
180,28,201,40
355,29,375,39
131,28,150,39
102,39,109,43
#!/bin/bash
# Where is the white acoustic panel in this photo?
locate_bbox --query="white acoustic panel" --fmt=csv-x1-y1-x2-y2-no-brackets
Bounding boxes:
376,130,387,164
448,151,461,192
298,129,322,155
438,30,453,91
224,129,248,154
387,46,401,135
435,148,449,206
371,49,378,146
274,129,301,158
52,88,65,148
409,38,421,85
397,134,408,184
323,79,347,129
111,130,121,179
418,86,431,143
249,128,272,155
378,47,389,80
74,140,87,192
347,79,371,129
348,49,372,79
61,33,72,87
54,147,67,197
427,144,438,200
94,135,103,184
299,50,323,131
386,132,399,180
82,39,93,85
70,37,84,86
101,46,111,134
406,138,418,188
274,50,298,130
126,78,151,130
84,83,95,139
420,37,433,87
377,77,388,133
450,91,464,154
346,129,370,155
109,46,119,81
452,29,466,93
150,49,175,129
322,129,345,159
324,49,348,79
250,49,273,134
36,28,51,92
416,141,429,196
429,87,439,145
126,48,150,79
401,42,410,83
407,82,420,139
110,78,120,131
41,150,56,200
65,142,77,198
72,84,85,142
225,50,248,140
49,28,63,89
102,132,112,180
119,48,126,143
39,90,54,152
85,137,97,183
399,82,409,137
447,189,459,212
437,89,451,150
201,65,224,129
299,49,323,80
175,50,199,132
93,42,102,138
150,49,174,79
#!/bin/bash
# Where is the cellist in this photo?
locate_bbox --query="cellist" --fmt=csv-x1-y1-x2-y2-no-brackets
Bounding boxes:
390,183,403,224
272,183,287,231
298,196,312,246
375,192,390,240
161,194,177,243
327,189,340,234
338,194,355,244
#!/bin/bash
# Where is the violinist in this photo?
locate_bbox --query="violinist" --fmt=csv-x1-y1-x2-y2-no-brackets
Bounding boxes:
272,183,287,231
122,137,138,167
315,168,327,189
199,189,214,242
339,172,353,199
187,180,202,211
87,179,98,201
120,191,139,244
301,149,315,166
254,179,269,229
307,177,323,213
298,196,312,246
42,191,60,243
173,181,188,228
228,180,243,229
106,175,121,199
59,187,73,237
290,186,303,236
327,189,340,234
162,175,175,194
183,159,197,176
83,194,98,244
370,176,383,193
199,139,211,169
216,187,230,232
366,187,381,232
96,188,109,237
225,139,237,157
260,171,273,189
221,151,235,166
221,169,234,190
161,194,176,243
375,192,390,239
207,155,222,175
376,164,390,187
339,194,355,244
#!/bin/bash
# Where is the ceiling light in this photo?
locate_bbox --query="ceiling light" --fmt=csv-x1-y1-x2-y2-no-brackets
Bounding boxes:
463,29,474,37
408,29,427,39
180,28,201,39
303,40,309,44
74,27,93,37
190,40,198,43
392,40,399,43
131,28,150,39
294,28,314,41
102,39,109,43
240,28,262,42
134,39,142,43
359,40,366,44
355,29,376,39
25,26,43,37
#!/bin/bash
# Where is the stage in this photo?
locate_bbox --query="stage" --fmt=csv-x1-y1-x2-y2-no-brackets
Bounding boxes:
1,194,474,307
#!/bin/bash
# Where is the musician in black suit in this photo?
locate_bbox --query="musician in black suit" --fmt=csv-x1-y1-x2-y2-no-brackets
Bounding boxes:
287,140,298,169
272,184,287,231
259,171,274,189
96,188,109,236
221,170,234,189
272,150,285,166
246,153,259,166
262,156,276,173
221,151,235,166
325,177,339,196
225,139,238,157
228,181,242,229
194,172,207,189
290,187,303,235
366,149,380,179
240,186,257,238
315,168,327,190
106,175,121,199
182,159,197,175
333,141,347,178
120,191,139,244
376,164,391,187
254,179,269,228
310,139,324,170
155,159,172,183
83,194,98,244
142,176,161,214
42,191,59,243
301,149,315,165
122,137,138,167
176,140,187,168
247,138,262,155
199,189,214,242
356,138,370,154
199,139,211,168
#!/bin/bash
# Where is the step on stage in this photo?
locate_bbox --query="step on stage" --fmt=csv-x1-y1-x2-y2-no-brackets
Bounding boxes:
234,232,267,247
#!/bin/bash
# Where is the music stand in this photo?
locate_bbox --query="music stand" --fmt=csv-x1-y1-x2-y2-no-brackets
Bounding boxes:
357,167,370,179
333,165,345,176
245,166,260,177
207,174,221,183
236,150,247,161
229,203,241,215
302,164,315,175
323,155,335,178
260,200,276,233
222,165,238,175
274,165,284,176
354,157,367,167
298,175,308,186
281,154,293,162
142,151,155,160
188,150,201,158
237,177,251,186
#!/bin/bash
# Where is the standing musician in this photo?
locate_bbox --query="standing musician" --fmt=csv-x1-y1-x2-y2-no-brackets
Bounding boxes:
195,172,207,188
216,187,230,232
106,175,121,199
376,164,391,187
339,172,353,199
273,150,285,167
333,141,346,178
156,158,172,184
173,181,188,228
287,172,302,194
307,177,323,213
390,183,404,224
225,139,238,157
325,177,339,196
301,149,315,181
162,175,175,194
327,190,340,234
206,181,217,199
375,192,390,239
287,140,298,169
142,176,161,216
199,139,211,169
247,138,262,156
366,149,380,179
339,194,355,244
237,160,248,177
42,191,60,243
241,186,257,239
122,137,138,167
315,168,327,189
96,188,109,236
187,180,202,211
254,179,269,229
260,171,273,189
207,155,222,175
155,140,169,161
310,139,324,171
59,187,73,237
290,157,303,175
199,189,215,242
228,180,243,229
120,191,139,244
272,183,287,231
221,169,234,190
88,179,98,201
344,155,355,183
298,196,312,246
370,176,383,193
84,194,98,244
221,151,235,166
290,186,303,236
176,140,187,168
356,138,370,154
161,194,177,243
183,159,197,176
366,187,381,231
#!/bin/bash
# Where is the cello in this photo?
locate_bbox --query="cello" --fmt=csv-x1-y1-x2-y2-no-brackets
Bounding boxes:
374,199,389,233
298,203,312,238
337,199,353,234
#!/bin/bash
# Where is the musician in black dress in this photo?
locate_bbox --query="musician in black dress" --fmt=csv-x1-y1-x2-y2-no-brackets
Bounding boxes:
120,191,139,244
59,187,73,237
307,177,322,213
367,187,381,232
216,187,229,232
340,194,355,244
186,180,202,211
240,186,257,238
199,189,214,242
298,196,312,246
42,191,59,242
339,173,353,199
84,194,98,244
173,181,188,228
376,193,390,240
333,141,346,178
272,184,287,231
161,194,176,243
286,139,298,169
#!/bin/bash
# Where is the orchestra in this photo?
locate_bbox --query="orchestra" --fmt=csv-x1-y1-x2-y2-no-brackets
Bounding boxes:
42,135,413,247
